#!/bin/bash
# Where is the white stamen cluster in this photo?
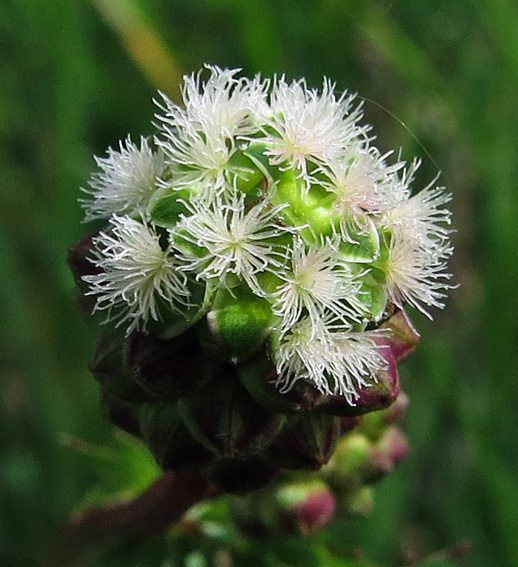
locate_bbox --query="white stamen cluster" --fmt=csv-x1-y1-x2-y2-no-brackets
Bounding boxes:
80,65,453,402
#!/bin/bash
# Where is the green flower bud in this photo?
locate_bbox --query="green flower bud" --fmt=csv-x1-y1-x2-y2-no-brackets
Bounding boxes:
322,431,372,492
229,477,335,536
204,284,274,362
339,485,374,517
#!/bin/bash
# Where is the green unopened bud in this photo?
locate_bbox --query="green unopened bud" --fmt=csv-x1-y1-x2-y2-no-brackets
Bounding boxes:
340,485,374,517
322,431,372,492
229,477,335,536
148,186,190,228
359,391,408,441
204,285,274,362
228,146,268,194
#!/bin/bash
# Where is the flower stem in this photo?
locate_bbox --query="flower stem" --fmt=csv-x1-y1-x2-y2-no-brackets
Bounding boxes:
43,469,220,567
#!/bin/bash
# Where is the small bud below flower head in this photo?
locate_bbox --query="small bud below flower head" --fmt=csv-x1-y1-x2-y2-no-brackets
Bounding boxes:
358,390,408,441
376,425,409,465
340,485,374,517
322,431,372,492
274,479,336,536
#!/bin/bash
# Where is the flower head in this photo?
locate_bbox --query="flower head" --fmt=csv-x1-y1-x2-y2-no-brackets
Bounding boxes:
78,66,454,402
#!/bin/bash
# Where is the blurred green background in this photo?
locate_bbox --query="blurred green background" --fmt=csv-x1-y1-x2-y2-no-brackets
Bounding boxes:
1,0,517,565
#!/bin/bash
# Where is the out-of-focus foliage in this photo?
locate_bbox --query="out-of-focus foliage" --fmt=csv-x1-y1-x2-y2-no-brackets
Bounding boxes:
0,0,517,566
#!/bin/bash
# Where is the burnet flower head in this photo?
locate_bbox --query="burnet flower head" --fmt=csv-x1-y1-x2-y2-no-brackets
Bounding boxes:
74,65,453,407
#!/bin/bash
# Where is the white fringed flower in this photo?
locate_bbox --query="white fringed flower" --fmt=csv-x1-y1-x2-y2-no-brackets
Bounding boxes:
319,149,403,241
383,226,453,318
175,193,286,294
259,77,368,176
82,137,165,221
384,181,453,245
84,215,190,333
155,66,266,194
179,65,267,139
274,318,388,403
272,238,366,335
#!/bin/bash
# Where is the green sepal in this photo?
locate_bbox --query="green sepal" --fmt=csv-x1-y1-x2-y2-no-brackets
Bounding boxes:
358,270,388,322
147,278,213,340
228,145,268,195
338,223,380,263
147,186,190,228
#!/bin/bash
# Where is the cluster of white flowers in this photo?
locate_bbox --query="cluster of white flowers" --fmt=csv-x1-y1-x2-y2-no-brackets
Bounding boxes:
81,65,453,403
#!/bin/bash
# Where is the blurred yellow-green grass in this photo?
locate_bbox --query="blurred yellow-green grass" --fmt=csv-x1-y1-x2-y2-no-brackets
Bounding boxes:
1,0,517,565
